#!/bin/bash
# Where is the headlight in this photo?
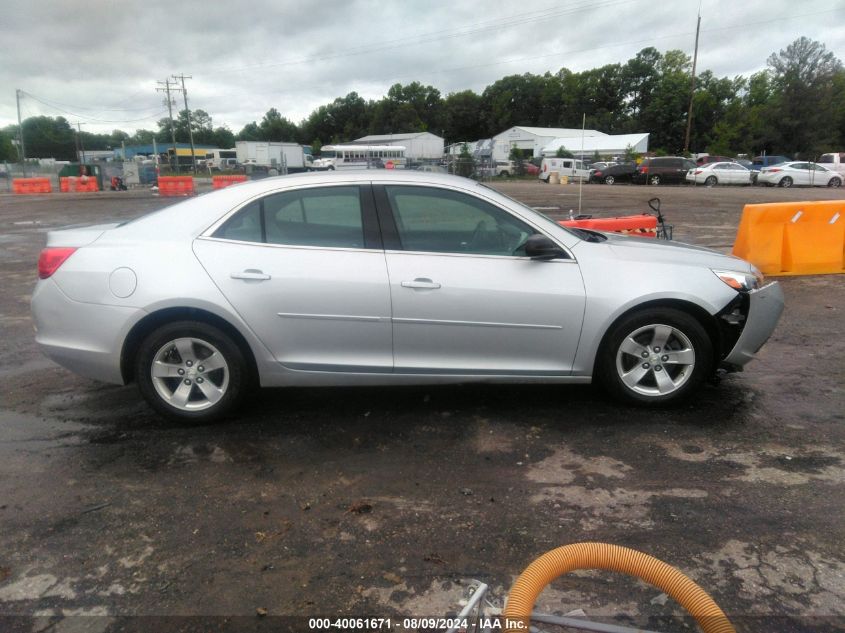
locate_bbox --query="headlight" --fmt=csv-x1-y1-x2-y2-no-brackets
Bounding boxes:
712,268,763,291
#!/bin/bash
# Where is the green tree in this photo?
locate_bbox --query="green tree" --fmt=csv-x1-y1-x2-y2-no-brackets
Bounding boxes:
455,142,475,177
508,144,525,176
259,108,298,141
766,37,843,156
555,145,573,158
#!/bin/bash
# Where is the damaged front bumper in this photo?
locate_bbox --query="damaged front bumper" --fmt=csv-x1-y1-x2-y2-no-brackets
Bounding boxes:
720,281,785,370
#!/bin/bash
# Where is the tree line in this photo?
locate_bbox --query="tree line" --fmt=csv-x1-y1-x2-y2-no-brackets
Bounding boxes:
2,37,843,163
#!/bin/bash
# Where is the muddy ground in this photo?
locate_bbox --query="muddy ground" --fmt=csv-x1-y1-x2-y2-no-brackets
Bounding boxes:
0,181,843,632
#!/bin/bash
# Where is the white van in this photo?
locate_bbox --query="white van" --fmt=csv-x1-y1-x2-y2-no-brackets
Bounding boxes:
539,157,590,182
818,152,845,177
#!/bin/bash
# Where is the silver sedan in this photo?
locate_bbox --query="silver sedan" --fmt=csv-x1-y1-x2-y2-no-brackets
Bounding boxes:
32,172,784,420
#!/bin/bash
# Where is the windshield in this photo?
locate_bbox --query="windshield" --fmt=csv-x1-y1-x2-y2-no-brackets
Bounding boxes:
320,150,336,158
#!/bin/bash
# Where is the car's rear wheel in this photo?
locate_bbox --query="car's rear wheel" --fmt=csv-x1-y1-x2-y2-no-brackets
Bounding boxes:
605,175,615,185
135,321,248,421
649,174,661,185
829,177,842,188
500,170,510,177
705,176,717,186
599,308,713,406
779,176,793,188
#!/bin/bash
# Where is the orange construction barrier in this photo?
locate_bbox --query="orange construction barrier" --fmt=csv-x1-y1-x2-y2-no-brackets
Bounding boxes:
212,174,248,190
12,177,53,194
158,176,195,197
59,176,99,193
559,213,658,237
732,200,845,276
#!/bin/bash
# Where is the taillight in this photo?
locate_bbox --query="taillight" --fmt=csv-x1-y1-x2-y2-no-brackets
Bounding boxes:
594,170,603,177
694,170,703,174
768,168,781,173
38,247,77,279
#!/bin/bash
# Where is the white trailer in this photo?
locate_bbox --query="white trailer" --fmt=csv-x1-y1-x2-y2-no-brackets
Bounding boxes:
235,141,311,173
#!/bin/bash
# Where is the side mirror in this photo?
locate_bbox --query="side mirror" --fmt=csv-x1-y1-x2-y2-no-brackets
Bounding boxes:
523,234,566,260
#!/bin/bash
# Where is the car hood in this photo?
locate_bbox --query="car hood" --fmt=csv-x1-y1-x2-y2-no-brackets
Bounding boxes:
576,231,753,271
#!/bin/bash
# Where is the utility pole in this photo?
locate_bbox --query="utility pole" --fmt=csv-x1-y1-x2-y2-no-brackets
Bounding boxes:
76,121,86,164
172,74,197,173
156,79,181,173
15,89,26,176
683,12,702,156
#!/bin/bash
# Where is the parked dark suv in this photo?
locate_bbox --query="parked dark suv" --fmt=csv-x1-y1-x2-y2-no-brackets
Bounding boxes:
633,157,698,185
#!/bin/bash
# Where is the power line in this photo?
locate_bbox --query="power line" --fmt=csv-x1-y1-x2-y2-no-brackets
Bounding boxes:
20,91,167,123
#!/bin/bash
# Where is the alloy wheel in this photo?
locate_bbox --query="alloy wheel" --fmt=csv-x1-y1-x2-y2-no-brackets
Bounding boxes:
615,324,695,397
150,337,230,411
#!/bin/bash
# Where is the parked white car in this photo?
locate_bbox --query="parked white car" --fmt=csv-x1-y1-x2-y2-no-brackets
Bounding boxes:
539,158,590,182
685,162,752,186
757,162,843,188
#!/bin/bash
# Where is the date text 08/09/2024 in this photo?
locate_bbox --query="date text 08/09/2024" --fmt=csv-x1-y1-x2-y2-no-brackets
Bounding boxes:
308,617,529,630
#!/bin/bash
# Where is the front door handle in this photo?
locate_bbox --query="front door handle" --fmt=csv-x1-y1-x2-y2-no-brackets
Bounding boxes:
231,269,271,281
401,278,441,290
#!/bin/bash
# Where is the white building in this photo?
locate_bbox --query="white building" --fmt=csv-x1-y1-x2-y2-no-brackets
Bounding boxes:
491,126,608,161
352,132,444,161
540,132,650,158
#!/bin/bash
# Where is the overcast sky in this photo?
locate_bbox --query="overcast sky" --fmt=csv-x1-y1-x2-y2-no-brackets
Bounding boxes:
2,0,844,135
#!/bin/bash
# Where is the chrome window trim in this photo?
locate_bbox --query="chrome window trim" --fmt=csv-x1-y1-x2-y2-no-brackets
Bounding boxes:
195,235,384,255
384,248,576,263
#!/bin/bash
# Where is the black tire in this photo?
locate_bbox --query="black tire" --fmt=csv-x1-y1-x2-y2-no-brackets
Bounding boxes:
649,174,661,185
597,308,713,406
705,176,717,187
135,320,249,422
829,177,842,188
779,176,793,188
500,171,510,178
605,175,615,185
328,166,335,171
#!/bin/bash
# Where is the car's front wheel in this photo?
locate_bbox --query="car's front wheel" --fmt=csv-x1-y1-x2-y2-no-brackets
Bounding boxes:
598,308,713,406
829,177,842,188
135,321,248,421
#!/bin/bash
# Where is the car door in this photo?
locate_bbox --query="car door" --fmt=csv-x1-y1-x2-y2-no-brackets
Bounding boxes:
789,163,810,185
373,183,586,374
193,184,394,372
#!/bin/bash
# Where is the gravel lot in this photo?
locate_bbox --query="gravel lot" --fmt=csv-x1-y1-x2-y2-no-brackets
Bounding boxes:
1,181,843,632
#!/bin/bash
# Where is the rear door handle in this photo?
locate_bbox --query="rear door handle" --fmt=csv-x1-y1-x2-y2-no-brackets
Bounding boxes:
401,278,441,290
231,269,271,281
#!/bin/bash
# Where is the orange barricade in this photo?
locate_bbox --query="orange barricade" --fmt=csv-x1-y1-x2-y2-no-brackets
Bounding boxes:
158,176,195,197
559,213,658,237
732,200,845,276
59,177,99,193
12,178,53,194
212,174,248,189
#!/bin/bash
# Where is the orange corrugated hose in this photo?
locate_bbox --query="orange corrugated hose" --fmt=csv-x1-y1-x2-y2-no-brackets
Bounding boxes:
503,542,735,633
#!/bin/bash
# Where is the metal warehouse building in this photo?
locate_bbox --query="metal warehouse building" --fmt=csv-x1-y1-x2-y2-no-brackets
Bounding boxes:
491,126,607,161
352,132,444,161
540,132,650,158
